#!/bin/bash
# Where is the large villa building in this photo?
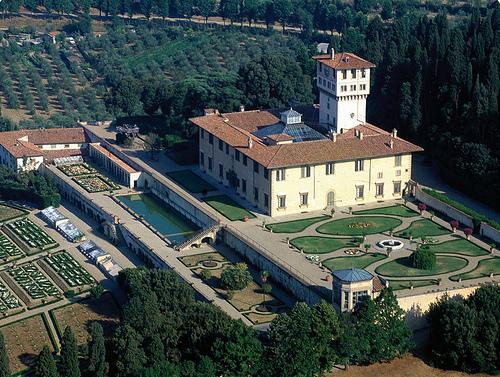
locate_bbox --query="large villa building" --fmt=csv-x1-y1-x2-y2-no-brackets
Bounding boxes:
191,51,423,217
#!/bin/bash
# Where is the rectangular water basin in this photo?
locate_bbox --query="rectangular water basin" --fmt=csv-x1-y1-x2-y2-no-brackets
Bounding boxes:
117,193,198,244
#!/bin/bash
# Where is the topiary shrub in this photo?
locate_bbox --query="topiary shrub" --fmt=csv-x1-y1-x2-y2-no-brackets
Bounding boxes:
220,263,252,291
409,247,436,270
199,269,212,281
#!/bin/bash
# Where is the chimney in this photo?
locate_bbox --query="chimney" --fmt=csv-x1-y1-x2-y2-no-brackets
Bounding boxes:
330,48,335,60
239,105,245,112
392,128,398,138
359,131,363,140
389,139,394,149
330,131,337,142
248,137,253,149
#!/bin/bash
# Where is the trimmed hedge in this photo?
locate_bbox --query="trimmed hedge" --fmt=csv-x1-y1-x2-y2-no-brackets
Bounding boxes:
422,188,500,231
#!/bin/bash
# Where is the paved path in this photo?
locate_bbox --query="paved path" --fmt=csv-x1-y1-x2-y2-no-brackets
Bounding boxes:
231,200,499,299
412,154,500,222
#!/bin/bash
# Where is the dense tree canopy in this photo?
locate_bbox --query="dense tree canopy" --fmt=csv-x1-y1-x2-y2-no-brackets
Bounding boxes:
428,284,499,373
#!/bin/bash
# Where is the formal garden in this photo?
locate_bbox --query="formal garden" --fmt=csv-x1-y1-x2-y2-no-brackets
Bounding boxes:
179,251,289,324
58,163,97,177
43,252,95,290
7,263,62,302
264,203,499,291
0,279,22,314
73,174,121,193
0,231,23,261
6,217,58,252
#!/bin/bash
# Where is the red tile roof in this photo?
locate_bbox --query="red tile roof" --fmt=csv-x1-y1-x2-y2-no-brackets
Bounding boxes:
372,276,386,293
190,109,423,169
0,127,88,158
90,144,137,173
313,52,376,70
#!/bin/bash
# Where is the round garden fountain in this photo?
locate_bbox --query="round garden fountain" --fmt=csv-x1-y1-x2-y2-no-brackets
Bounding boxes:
377,239,404,250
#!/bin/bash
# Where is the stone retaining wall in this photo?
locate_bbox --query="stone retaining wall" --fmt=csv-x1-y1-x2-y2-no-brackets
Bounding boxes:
415,187,474,227
224,227,327,306
480,222,500,245
397,285,481,330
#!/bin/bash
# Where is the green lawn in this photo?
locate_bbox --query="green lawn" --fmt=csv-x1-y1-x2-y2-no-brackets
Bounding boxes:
450,258,500,281
166,170,216,193
290,236,357,254
352,205,418,218
425,239,489,257
395,219,450,239
323,253,387,271
267,216,329,233
204,195,255,221
316,216,402,236
387,279,437,290
375,255,468,277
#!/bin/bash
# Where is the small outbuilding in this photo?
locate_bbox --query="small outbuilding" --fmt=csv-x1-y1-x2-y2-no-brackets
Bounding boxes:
331,268,386,312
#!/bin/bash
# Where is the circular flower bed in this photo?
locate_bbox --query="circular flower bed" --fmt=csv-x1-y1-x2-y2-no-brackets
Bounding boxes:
202,260,218,268
348,221,372,229
256,304,271,313
344,248,362,255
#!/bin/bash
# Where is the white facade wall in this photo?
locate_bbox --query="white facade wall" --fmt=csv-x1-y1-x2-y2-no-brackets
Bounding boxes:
38,143,83,151
269,154,412,217
199,132,271,214
317,63,371,131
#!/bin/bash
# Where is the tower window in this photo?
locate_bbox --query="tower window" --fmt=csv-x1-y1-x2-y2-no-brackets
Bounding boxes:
341,85,347,92
360,84,366,90
351,69,356,78
342,70,347,79
361,69,366,78
350,85,356,91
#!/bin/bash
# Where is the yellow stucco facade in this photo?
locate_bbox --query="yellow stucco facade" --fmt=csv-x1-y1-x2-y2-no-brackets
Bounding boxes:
199,131,413,217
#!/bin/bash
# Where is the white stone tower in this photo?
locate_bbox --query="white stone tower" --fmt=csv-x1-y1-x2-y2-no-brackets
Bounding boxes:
314,50,375,132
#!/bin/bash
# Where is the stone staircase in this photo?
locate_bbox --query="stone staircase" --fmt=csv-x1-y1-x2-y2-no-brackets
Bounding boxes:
175,223,222,251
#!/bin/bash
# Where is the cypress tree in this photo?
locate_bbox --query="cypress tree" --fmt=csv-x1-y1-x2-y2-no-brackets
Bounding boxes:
87,323,107,377
0,333,10,377
59,327,80,377
35,346,59,377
